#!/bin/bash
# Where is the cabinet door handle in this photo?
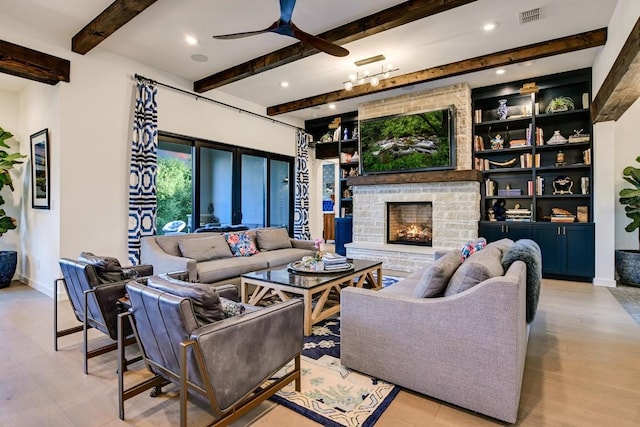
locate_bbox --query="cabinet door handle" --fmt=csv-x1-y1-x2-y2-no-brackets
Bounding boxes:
557,227,561,235
505,225,509,233
563,226,567,235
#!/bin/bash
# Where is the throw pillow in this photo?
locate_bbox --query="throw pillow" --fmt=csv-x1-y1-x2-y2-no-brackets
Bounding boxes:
413,250,462,298
255,227,292,251
178,235,233,262
460,237,487,262
502,239,542,323
146,275,225,325
445,245,504,296
224,231,259,257
78,252,123,283
220,297,246,317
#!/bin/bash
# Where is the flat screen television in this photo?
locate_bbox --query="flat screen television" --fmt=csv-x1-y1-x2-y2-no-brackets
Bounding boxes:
359,107,456,175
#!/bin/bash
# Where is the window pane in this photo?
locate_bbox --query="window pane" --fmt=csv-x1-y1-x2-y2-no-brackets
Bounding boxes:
241,154,266,228
200,147,233,228
269,159,290,229
157,141,192,234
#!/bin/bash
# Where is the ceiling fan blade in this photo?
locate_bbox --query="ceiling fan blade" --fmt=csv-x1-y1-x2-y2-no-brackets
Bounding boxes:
291,23,349,57
279,0,296,23
213,21,278,40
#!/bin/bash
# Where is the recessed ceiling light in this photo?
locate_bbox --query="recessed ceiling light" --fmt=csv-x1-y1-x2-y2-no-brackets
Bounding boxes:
483,22,497,31
280,81,289,88
495,69,506,75
191,54,209,62
185,35,199,45
328,104,336,110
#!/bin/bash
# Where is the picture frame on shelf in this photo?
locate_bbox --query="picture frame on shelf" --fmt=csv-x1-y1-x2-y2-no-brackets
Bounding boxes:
30,128,50,209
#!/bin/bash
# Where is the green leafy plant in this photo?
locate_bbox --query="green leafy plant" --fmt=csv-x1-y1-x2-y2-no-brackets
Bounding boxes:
545,96,575,113
0,127,26,236
619,155,640,249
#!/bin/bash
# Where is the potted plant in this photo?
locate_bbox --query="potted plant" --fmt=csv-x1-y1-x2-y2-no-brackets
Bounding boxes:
615,155,640,286
0,126,26,288
545,96,575,113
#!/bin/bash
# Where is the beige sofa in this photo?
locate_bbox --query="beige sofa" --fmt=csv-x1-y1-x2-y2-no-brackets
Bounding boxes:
341,238,539,423
140,227,314,286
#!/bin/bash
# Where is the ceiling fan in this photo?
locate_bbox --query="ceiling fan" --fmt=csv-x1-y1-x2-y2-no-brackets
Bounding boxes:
212,0,349,57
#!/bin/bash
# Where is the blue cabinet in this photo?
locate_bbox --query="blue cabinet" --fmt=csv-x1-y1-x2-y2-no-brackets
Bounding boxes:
334,217,353,256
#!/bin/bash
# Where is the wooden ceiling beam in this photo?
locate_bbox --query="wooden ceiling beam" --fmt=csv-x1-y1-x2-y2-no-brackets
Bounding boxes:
193,0,478,93
72,0,157,55
592,17,640,123
0,39,70,85
267,28,608,116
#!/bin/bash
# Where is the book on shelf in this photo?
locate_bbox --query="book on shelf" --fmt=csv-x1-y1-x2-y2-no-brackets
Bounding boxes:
498,189,522,196
519,153,534,168
485,178,496,196
550,215,576,223
583,148,591,165
474,109,482,123
536,176,545,195
535,127,544,146
527,180,534,196
475,157,484,171
474,135,484,152
509,139,527,147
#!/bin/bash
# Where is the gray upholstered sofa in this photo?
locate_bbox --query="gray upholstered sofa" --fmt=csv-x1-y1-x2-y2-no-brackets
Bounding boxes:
341,238,540,423
140,227,314,285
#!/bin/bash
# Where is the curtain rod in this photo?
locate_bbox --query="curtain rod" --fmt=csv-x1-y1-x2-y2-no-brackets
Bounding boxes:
134,73,303,132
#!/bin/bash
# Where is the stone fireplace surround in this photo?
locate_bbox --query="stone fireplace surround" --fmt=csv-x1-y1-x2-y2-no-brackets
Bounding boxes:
345,83,480,272
345,171,481,272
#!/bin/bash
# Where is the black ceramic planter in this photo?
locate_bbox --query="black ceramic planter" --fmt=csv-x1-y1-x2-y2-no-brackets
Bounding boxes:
615,249,640,286
0,250,17,288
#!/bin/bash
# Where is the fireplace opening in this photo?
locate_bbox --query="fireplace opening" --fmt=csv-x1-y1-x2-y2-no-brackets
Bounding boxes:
387,202,433,246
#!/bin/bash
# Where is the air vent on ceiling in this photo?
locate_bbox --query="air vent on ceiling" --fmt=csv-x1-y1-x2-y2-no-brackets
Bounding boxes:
519,8,541,24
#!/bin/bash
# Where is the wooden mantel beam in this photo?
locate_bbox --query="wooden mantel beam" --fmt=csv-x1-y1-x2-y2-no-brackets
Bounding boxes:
72,0,157,55
591,17,640,123
0,39,70,85
267,28,608,116
194,0,478,93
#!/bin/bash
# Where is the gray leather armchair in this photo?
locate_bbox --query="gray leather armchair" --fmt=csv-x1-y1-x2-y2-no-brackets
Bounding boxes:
119,281,303,426
54,254,153,374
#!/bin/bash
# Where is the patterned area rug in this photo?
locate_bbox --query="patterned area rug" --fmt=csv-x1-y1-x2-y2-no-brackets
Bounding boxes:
268,275,401,427
608,284,640,325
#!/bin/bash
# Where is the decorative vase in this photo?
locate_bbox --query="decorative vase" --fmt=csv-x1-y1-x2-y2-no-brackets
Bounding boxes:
0,250,17,288
315,261,324,271
615,250,640,286
546,130,568,145
497,99,508,120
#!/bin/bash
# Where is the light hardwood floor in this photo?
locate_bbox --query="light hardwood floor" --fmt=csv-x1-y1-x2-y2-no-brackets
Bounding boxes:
1,278,639,426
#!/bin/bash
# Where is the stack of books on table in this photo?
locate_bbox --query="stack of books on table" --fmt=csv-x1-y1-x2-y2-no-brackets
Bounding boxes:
322,253,349,270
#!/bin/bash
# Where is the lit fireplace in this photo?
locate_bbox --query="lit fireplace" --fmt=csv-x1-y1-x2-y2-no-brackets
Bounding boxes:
387,202,433,246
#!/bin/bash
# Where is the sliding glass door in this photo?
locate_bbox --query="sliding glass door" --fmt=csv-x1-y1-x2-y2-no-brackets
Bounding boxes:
156,132,294,235
240,154,267,228
199,147,233,229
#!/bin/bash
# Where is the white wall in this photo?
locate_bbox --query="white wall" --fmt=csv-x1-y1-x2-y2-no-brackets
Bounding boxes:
614,98,640,250
8,42,304,296
591,0,640,286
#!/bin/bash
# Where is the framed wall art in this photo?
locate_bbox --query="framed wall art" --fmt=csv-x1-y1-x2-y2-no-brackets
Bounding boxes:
30,129,50,209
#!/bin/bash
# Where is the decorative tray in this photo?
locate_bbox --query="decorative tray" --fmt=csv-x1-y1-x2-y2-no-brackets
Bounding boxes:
287,261,354,274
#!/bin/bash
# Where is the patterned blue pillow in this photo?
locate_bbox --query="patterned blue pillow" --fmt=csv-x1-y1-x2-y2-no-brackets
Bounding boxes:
224,231,259,257
460,237,487,261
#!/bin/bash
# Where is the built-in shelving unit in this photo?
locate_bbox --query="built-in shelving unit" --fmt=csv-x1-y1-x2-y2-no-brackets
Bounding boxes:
473,69,595,280
305,111,359,218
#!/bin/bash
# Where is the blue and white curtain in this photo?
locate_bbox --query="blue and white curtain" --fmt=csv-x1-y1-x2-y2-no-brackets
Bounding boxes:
294,130,311,240
127,80,158,264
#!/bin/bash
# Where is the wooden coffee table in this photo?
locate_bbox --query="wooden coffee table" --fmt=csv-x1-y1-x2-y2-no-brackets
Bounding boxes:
241,259,382,335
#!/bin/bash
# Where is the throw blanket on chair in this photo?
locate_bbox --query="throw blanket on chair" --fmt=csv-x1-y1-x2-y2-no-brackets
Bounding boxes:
502,239,542,323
